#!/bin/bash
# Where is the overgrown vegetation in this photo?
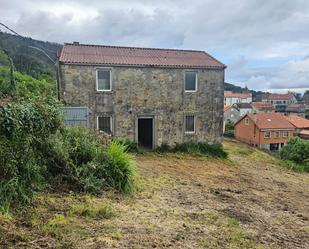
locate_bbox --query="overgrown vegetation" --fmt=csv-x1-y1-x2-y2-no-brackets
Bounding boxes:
156,142,228,158
224,120,235,138
279,137,309,172
0,67,136,213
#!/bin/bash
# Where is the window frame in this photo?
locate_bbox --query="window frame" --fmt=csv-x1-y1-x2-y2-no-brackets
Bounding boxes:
96,115,113,135
264,131,271,139
184,71,198,92
244,118,249,125
184,115,196,134
96,69,112,92
274,131,280,138
282,131,289,138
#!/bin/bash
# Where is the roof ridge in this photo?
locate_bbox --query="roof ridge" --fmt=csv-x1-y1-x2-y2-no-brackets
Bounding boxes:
64,42,205,53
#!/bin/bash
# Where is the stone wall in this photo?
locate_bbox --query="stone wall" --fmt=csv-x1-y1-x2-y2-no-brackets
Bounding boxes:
59,64,225,147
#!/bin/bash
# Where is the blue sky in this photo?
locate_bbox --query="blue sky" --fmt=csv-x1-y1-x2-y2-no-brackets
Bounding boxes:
1,0,309,93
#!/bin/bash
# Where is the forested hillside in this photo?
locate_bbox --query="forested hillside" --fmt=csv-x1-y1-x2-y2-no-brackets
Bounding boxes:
0,32,61,78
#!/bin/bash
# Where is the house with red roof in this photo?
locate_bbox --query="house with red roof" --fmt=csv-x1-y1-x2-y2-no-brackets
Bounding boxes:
263,93,297,112
250,102,275,113
58,43,226,149
224,91,252,105
234,113,295,151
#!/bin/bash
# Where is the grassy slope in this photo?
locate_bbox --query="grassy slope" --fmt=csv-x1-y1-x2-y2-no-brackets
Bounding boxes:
1,139,309,248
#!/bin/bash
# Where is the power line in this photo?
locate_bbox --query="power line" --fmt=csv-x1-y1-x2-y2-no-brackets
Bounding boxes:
0,22,56,64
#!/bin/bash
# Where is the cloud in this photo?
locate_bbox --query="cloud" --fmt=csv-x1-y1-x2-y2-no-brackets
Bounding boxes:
1,0,309,91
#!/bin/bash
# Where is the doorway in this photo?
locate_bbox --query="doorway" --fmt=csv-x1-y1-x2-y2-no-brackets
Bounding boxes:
138,117,153,150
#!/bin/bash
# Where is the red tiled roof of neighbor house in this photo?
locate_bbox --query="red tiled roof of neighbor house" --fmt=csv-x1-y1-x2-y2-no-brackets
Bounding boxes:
267,93,293,100
284,115,309,129
58,43,226,69
299,130,309,136
250,101,275,111
236,113,295,129
224,92,251,99
224,105,231,111
233,103,252,109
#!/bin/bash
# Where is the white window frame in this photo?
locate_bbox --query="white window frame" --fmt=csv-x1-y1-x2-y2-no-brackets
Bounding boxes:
184,71,198,92
96,115,113,135
244,118,249,125
185,115,196,134
96,69,112,92
264,131,271,139
282,131,289,138
274,131,280,138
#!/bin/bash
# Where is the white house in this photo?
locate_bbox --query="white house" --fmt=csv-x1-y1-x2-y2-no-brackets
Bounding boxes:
224,91,252,105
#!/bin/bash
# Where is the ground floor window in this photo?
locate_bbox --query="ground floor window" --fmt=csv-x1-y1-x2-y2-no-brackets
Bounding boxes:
97,116,112,134
185,115,195,133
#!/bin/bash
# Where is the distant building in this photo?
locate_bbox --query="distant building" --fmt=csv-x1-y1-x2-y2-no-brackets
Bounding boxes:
263,93,297,112
285,103,306,117
224,105,240,124
303,91,309,105
233,103,252,117
234,113,295,151
224,91,252,105
250,102,275,113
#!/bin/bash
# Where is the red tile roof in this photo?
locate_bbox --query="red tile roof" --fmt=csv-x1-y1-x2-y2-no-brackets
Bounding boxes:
59,43,226,69
299,130,309,136
224,92,251,99
267,93,293,100
250,102,275,111
242,113,295,129
284,115,309,129
224,105,231,111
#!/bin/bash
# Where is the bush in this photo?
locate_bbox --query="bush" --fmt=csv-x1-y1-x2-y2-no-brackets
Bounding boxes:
113,138,139,153
224,120,234,138
0,99,62,212
104,141,136,193
173,142,228,158
279,137,309,172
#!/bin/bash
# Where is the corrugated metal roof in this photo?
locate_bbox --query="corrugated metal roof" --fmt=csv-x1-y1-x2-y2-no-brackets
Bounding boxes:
58,43,226,69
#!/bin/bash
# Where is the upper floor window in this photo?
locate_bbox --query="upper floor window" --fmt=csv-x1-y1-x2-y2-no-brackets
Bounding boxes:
274,131,280,138
283,131,289,138
264,131,271,138
184,71,197,92
244,118,249,125
96,70,111,91
97,115,113,135
185,115,195,133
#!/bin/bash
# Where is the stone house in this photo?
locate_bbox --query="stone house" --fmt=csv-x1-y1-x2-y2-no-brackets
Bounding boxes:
57,43,226,149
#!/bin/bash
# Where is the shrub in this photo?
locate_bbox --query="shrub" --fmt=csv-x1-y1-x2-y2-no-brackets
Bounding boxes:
279,137,309,172
224,120,234,138
173,142,228,158
113,138,139,153
0,99,62,212
156,143,171,153
104,141,136,193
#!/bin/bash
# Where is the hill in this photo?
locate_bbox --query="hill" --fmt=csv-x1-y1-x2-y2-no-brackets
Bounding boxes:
0,31,61,78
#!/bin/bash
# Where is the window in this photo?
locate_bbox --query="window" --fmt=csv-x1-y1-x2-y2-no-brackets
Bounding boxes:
244,118,249,125
97,116,112,134
185,115,195,133
96,70,111,91
264,131,271,138
184,71,197,92
274,131,280,138
283,131,289,138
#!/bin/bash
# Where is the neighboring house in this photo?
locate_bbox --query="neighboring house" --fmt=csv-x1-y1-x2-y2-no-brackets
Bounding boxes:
250,101,275,113
58,43,226,149
302,91,309,105
263,93,297,112
224,91,252,105
234,113,295,151
233,103,252,117
285,103,306,117
284,115,309,140
224,105,240,124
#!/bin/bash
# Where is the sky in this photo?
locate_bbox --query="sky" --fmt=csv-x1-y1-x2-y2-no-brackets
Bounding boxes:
1,0,309,93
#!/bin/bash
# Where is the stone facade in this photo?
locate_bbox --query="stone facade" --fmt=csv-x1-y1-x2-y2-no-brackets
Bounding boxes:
59,64,225,148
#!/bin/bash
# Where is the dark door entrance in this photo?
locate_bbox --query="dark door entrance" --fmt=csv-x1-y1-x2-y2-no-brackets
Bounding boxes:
270,143,279,151
138,118,153,149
